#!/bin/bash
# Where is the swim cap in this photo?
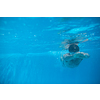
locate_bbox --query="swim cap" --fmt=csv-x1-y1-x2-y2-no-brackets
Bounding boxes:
68,44,79,53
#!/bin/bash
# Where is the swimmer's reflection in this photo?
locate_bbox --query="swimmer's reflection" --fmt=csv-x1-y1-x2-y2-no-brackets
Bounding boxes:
60,43,90,68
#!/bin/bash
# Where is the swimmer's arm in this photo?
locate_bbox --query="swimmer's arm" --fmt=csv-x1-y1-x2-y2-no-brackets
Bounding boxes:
74,52,90,59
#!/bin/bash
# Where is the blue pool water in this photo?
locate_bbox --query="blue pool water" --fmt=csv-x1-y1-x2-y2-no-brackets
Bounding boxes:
0,17,100,84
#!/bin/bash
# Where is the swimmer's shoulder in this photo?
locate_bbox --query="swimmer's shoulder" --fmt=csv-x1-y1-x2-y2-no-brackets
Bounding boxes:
63,53,70,56
63,53,70,58
63,53,74,61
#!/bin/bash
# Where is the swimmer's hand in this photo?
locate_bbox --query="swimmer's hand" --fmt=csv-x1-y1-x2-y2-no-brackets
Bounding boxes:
74,52,90,59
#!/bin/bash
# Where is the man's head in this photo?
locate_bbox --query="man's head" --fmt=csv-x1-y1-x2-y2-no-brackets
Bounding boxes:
68,44,79,53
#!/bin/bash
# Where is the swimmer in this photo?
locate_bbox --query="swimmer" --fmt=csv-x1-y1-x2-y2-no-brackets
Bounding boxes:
60,43,90,68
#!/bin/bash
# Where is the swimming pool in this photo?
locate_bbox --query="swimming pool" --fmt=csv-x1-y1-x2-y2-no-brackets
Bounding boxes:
0,17,100,84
